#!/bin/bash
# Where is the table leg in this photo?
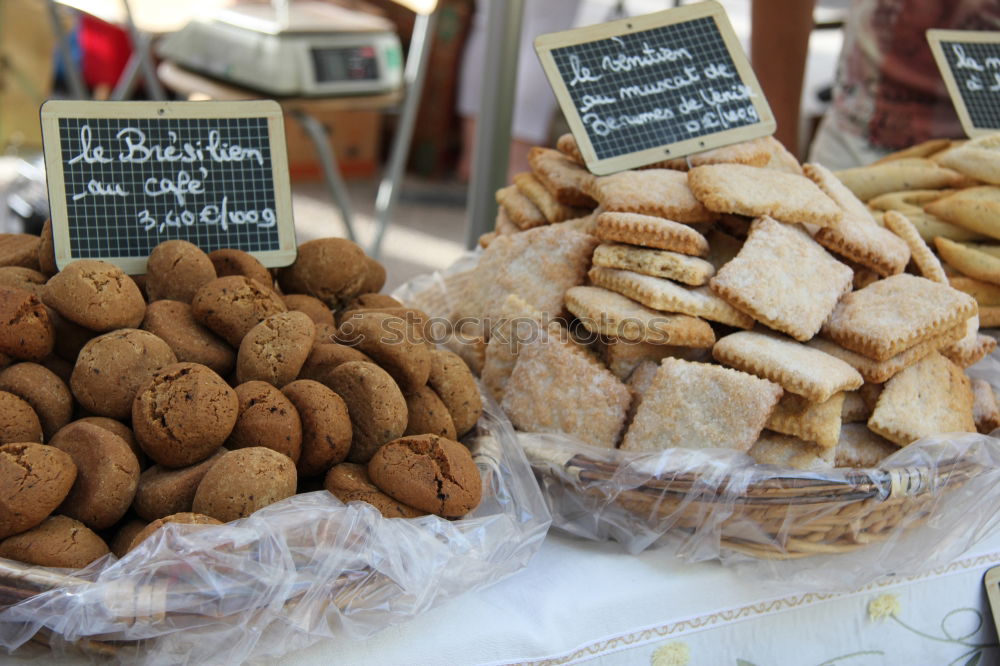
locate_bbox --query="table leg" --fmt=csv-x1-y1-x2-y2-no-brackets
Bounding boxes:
291,110,357,243
369,9,439,259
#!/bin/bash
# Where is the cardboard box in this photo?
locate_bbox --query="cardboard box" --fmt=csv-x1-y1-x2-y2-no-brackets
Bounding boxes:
283,109,382,181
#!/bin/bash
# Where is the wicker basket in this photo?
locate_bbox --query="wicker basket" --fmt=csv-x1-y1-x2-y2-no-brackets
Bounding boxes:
522,434,999,560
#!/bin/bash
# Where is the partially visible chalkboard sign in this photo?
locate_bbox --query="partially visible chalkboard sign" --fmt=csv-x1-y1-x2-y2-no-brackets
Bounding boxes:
534,1,774,175
40,100,296,273
928,30,1000,138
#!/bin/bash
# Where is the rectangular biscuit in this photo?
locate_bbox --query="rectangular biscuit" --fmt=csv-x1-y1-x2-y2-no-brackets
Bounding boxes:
598,339,708,381
766,391,845,449
621,358,783,453
565,285,715,347
709,216,854,341
807,322,967,383
495,184,548,230
822,273,979,361
712,330,863,402
586,169,717,223
867,352,976,446
749,431,833,470
501,323,631,448
835,424,897,468
688,163,843,227
592,242,715,286
594,212,709,257
589,266,754,329
527,146,597,208
513,172,590,223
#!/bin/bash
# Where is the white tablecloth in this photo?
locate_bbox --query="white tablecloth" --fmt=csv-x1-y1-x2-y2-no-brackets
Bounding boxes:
284,529,1000,665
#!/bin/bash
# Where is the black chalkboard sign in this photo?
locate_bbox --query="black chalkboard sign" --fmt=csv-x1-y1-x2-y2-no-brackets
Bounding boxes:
535,1,774,175
40,100,296,273
928,30,1000,138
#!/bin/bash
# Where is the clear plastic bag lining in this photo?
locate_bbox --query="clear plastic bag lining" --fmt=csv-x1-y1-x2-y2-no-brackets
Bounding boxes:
0,390,550,665
396,252,1000,593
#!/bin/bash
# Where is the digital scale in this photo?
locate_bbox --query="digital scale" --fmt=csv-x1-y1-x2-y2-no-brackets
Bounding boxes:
157,1,404,97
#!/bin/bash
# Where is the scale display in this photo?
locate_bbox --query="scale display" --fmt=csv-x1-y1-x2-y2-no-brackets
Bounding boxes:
311,46,380,83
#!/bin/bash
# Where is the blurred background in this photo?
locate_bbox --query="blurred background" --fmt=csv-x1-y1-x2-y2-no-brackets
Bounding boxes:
0,0,846,290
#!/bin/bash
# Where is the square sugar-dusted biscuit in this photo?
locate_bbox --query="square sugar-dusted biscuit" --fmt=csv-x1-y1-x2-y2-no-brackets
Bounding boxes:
688,163,843,227
513,172,589,223
867,352,975,446
594,212,709,257
585,169,717,223
502,324,631,448
592,242,715,286
527,147,597,208
766,392,844,449
712,330,862,402
822,273,978,361
709,216,854,341
835,424,897,468
749,431,833,470
495,184,547,230
621,358,783,453
565,286,715,347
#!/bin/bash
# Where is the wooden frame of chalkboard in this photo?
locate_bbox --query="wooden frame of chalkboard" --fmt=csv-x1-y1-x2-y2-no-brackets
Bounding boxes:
534,1,774,175
928,29,1000,138
40,100,297,274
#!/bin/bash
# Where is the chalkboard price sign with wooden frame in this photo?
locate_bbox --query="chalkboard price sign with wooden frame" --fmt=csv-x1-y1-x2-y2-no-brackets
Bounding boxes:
928,30,1000,138
41,100,297,273
534,2,775,175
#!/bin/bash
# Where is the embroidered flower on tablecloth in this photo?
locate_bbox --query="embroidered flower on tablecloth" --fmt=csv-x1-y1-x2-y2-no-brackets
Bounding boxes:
867,593,902,621
650,640,690,666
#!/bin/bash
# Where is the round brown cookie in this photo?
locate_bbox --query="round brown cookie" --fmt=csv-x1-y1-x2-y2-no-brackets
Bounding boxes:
341,293,403,314
0,234,41,270
324,462,426,518
0,515,109,568
51,421,140,530
0,352,11,373
192,447,297,522
0,362,73,440
145,240,218,303
132,362,239,468
191,275,287,347
276,238,368,308
0,266,47,296
133,448,225,521
142,299,235,376
49,308,95,363
127,512,223,552
404,386,457,439
75,416,146,469
281,379,351,477
229,381,302,462
0,442,77,539
236,311,315,387
0,286,54,361
359,256,387,294
0,391,42,444
37,220,57,276
312,322,338,348
43,259,145,331
427,349,483,437
283,293,335,327
109,518,147,558
71,329,177,420
299,343,373,387
336,311,430,394
208,248,273,289
368,435,482,518
323,361,407,464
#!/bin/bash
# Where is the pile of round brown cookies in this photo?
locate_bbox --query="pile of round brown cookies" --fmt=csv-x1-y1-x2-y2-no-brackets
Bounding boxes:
0,229,484,570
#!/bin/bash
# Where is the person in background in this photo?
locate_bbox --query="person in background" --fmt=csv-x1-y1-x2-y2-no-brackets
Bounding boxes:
456,0,582,182
753,0,1000,170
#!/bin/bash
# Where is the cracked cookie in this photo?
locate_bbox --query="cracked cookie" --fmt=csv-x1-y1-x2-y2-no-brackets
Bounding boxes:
42,259,145,331
192,447,297,522
0,442,77,539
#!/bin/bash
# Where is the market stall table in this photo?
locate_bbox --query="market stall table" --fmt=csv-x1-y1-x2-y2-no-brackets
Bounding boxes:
283,528,1000,665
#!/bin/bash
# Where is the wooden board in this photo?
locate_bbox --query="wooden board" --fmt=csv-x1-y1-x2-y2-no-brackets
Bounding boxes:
41,100,297,273
534,1,774,175
928,29,1000,138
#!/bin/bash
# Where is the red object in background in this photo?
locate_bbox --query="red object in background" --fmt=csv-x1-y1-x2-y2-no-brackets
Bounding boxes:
79,14,133,89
